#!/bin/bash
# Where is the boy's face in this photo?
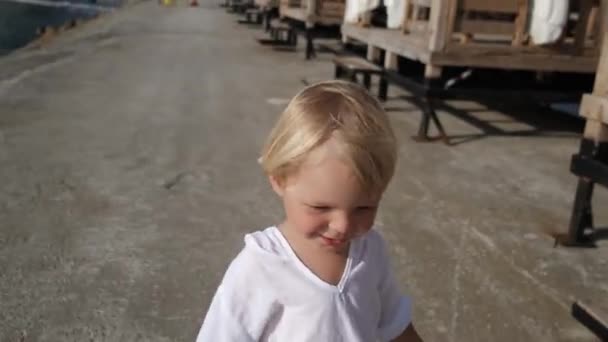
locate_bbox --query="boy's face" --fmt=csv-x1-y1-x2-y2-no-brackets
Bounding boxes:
270,140,382,253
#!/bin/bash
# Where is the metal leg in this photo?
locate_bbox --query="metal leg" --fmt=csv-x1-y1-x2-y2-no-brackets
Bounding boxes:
305,28,316,59
287,29,297,46
414,97,448,143
264,10,271,32
567,178,595,245
363,74,371,90
572,301,608,341
335,65,343,79
378,76,388,101
416,104,431,140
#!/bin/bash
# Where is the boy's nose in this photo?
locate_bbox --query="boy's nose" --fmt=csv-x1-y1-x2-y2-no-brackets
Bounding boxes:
329,213,353,236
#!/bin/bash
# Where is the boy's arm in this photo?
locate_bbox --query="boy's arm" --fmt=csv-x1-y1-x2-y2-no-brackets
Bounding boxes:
391,323,424,342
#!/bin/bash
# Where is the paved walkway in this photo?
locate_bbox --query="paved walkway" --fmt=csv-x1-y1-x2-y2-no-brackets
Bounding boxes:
0,1,606,341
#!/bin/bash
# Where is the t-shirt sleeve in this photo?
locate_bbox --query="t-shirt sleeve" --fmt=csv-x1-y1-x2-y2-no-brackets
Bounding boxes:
195,284,255,342
375,233,412,341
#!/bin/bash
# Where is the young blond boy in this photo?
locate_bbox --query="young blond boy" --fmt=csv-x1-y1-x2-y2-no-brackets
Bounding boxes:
196,80,423,341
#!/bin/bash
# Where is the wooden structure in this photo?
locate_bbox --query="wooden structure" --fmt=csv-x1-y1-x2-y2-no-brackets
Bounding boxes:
566,35,608,247
342,0,604,78
279,0,345,58
333,55,388,100
280,0,345,27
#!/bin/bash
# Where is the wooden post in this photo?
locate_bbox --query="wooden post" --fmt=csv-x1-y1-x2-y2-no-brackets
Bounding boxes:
367,45,381,64
425,0,448,79
574,0,595,53
596,0,608,55
594,35,608,97
512,0,529,46
566,35,608,246
384,51,398,70
401,0,411,34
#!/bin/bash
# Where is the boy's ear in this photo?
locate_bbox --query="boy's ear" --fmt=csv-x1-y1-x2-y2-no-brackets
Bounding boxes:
268,175,285,197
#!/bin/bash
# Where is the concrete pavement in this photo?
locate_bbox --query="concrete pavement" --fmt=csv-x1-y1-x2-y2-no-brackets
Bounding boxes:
0,1,607,341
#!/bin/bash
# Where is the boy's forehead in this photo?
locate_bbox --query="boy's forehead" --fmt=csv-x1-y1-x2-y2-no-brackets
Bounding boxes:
287,154,381,203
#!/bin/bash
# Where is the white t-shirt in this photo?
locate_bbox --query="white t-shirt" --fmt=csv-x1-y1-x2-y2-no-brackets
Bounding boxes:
196,227,412,342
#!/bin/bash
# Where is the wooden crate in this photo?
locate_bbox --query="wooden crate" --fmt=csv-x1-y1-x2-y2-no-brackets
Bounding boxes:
342,0,604,77
280,0,345,26
255,0,279,9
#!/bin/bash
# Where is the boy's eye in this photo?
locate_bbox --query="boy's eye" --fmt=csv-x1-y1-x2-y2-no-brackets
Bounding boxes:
308,205,330,211
356,206,376,211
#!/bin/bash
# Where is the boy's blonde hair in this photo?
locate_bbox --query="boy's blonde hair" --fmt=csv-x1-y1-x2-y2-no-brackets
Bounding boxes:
260,80,397,193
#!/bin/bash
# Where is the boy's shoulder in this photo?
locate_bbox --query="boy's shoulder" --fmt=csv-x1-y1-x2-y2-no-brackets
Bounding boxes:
220,226,289,289
359,228,391,260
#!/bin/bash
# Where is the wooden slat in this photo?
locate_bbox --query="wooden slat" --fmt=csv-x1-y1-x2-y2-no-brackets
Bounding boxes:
434,43,598,72
512,0,529,46
384,51,399,70
597,0,608,56
342,23,431,62
410,0,431,6
575,0,595,53
455,19,515,36
594,36,608,96
460,0,518,13
429,0,449,51
401,0,411,33
408,21,430,34
320,2,343,10
445,0,458,41
367,45,381,63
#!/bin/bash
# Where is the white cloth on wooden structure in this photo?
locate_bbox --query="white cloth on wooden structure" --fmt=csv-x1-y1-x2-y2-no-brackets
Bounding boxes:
529,0,569,45
384,0,405,29
344,0,380,24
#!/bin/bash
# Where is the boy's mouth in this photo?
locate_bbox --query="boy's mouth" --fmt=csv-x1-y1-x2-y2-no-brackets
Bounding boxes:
319,235,347,246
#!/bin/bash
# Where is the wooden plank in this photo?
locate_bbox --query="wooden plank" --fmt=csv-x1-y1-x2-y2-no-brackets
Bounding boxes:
384,51,399,70
408,21,430,35
598,0,608,56
320,2,343,10
445,0,458,43
580,94,608,124
460,0,518,13
575,0,595,53
281,7,307,21
428,0,449,52
333,56,384,71
455,19,515,36
367,45,381,63
410,0,430,6
342,23,431,62
512,0,529,46
433,44,598,72
594,35,608,96
402,0,412,33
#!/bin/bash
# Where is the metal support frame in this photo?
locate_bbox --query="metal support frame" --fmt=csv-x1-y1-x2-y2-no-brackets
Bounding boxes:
384,70,450,143
566,138,608,246
334,64,387,101
572,302,608,341
305,28,316,60
381,68,586,145
278,19,340,60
